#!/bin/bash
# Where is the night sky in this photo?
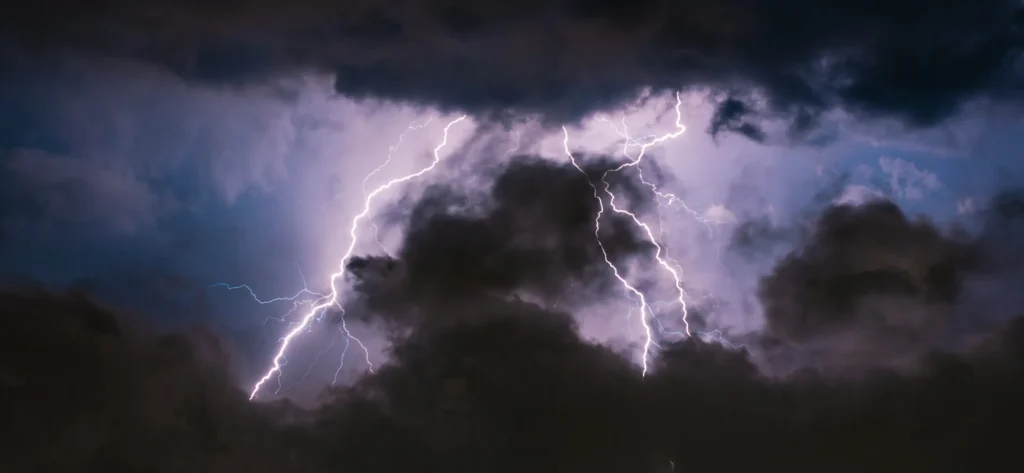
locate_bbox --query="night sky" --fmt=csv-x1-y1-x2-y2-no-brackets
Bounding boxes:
3,1,1024,471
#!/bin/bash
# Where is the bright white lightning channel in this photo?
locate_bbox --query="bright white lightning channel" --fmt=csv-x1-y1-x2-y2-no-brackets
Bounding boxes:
563,91,725,375
244,93,735,397
562,126,657,375
248,115,468,400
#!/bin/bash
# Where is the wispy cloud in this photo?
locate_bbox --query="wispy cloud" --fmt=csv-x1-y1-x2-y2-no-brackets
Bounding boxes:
879,156,943,200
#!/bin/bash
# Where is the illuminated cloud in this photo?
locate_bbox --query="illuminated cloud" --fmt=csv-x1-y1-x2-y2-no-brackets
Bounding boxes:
702,204,737,224
2,2,1024,470
834,184,885,206
6,186,1024,470
958,196,978,215
878,156,943,200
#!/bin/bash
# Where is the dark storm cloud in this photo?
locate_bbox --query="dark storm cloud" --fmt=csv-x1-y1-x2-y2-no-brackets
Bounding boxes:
707,96,767,143
725,190,1024,377
7,163,1024,471
759,200,978,343
6,291,1024,472
3,0,1022,138
0,289,309,473
345,155,657,328
296,184,1024,472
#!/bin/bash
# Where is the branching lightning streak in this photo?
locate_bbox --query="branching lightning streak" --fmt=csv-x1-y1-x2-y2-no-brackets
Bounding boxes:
212,264,328,335
609,115,728,273
565,92,739,375
599,93,691,340
601,95,743,353
212,282,325,304
212,264,326,305
697,329,748,351
504,128,521,158
279,328,342,394
332,313,372,385
562,127,656,375
364,117,435,256
248,115,468,400
619,118,725,273
563,93,692,375
607,116,716,239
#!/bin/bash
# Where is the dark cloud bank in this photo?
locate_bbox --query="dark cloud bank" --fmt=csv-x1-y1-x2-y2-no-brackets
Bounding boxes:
5,154,1024,472
2,0,1022,140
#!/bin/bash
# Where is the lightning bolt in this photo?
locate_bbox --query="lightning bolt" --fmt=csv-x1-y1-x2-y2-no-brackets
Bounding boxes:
504,127,521,158
599,102,739,347
561,92,690,375
609,115,725,270
563,91,739,375
599,99,691,339
241,94,734,395
364,117,435,256
248,115,468,400
562,127,657,375
212,264,329,337
212,264,326,305
212,282,325,317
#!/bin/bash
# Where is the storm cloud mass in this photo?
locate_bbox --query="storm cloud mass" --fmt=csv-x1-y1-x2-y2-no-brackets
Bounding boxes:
3,0,1023,139
5,0,1024,471
347,155,658,320
5,150,1024,471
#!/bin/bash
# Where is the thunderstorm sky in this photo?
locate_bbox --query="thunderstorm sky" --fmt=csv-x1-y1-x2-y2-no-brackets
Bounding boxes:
4,70,1021,392
3,1,1024,471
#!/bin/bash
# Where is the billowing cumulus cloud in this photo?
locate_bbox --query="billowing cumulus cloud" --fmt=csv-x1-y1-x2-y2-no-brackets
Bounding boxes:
347,155,658,321
721,188,1024,375
958,196,978,215
0,290,304,472
5,184,1024,472
5,1,1024,470
760,201,975,342
3,0,1022,139
878,156,943,200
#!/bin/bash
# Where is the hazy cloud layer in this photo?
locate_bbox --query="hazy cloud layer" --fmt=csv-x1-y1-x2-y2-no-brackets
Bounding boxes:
2,148,177,234
0,60,297,210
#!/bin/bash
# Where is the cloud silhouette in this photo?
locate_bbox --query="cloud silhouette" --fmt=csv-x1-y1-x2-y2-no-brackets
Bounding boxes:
345,154,658,328
3,0,1021,138
5,288,1023,472
6,155,1024,472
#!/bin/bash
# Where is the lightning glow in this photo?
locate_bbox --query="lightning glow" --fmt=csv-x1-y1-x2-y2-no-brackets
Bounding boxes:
364,117,435,256
248,115,468,400
562,91,738,375
212,282,325,304
562,126,657,375
239,93,735,395
212,264,326,305
601,93,691,337
504,128,521,158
